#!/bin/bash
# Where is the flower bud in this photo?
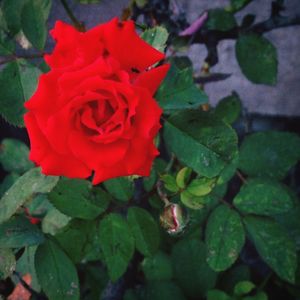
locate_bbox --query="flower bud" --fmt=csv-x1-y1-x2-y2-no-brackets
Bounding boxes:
160,203,188,235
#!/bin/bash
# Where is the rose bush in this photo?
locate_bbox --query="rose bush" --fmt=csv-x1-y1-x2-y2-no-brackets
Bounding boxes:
24,17,169,184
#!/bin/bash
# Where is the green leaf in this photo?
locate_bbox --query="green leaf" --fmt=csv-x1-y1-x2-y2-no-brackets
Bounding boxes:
176,167,192,189
0,138,34,173
229,0,252,12
217,154,239,185
16,246,40,291
2,0,27,35
161,174,179,192
206,205,245,271
35,238,80,300
21,0,49,50
141,26,168,53
0,168,58,224
171,238,217,298
42,207,71,235
0,216,44,247
207,290,231,300
0,60,41,126
142,281,187,300
55,219,101,263
233,178,293,216
127,207,160,256
0,30,15,55
205,9,237,31
215,92,242,124
275,202,300,250
187,177,216,196
156,64,208,111
103,177,134,202
164,110,238,178
141,251,173,281
238,131,300,179
180,190,205,210
49,178,110,220
233,281,255,296
236,33,277,85
0,173,19,198
0,248,16,279
99,213,134,281
244,215,297,283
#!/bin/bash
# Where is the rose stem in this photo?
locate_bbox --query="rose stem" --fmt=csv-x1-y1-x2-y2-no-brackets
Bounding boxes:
60,0,85,32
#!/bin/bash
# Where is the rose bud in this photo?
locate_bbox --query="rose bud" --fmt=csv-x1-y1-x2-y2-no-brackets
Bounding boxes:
160,203,188,235
24,18,170,184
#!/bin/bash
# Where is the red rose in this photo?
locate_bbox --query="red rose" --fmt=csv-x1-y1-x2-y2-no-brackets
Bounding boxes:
24,18,169,184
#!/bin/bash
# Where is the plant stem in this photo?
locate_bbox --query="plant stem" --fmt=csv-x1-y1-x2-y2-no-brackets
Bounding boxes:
0,53,45,66
60,0,85,31
236,170,248,184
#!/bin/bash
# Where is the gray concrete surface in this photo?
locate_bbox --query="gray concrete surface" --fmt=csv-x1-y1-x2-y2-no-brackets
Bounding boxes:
48,0,300,116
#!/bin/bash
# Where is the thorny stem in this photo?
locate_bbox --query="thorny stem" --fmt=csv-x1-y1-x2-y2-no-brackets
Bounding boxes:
60,0,85,32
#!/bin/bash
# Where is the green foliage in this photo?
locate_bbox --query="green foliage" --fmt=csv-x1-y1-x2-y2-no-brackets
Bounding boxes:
99,213,134,281
55,219,102,263
141,26,168,53
229,0,252,12
156,64,208,111
0,248,16,279
164,110,238,178
21,0,51,50
206,205,245,272
103,177,134,202
42,206,71,235
2,0,27,35
205,8,237,31
0,168,58,224
35,238,80,300
141,251,173,281
171,238,217,297
0,138,34,173
233,178,294,216
0,2,298,299
236,33,278,85
49,178,110,220
0,60,41,126
0,216,44,247
238,131,300,179
215,92,242,124
127,207,160,256
244,215,297,283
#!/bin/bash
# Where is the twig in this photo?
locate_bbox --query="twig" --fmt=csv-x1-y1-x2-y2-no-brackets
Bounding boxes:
60,0,85,31
0,53,45,66
236,170,247,184
190,14,300,66
156,180,170,206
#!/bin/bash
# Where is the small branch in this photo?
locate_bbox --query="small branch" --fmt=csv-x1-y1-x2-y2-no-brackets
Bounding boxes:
190,14,300,66
156,180,170,206
60,0,85,32
236,170,247,184
0,53,45,66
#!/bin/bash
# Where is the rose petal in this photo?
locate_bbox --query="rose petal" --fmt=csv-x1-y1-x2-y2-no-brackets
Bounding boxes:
134,64,170,95
24,112,91,178
99,17,165,72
